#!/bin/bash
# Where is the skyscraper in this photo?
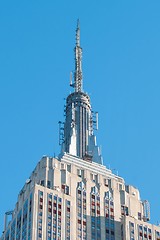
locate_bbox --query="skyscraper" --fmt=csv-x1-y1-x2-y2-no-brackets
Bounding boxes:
1,21,160,240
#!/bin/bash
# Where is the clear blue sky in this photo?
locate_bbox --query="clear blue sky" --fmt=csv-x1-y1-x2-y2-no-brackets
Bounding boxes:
0,0,160,233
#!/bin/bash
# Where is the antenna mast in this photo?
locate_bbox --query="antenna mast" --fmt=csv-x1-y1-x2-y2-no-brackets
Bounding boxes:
74,19,83,92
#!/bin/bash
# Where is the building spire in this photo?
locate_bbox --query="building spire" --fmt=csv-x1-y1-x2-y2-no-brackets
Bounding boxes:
61,20,102,165
74,19,83,92
76,19,80,46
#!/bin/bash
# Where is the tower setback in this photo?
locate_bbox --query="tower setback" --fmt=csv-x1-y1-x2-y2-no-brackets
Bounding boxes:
1,21,160,240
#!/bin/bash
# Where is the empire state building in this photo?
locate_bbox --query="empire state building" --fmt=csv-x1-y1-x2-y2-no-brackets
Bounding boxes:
1,21,160,240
